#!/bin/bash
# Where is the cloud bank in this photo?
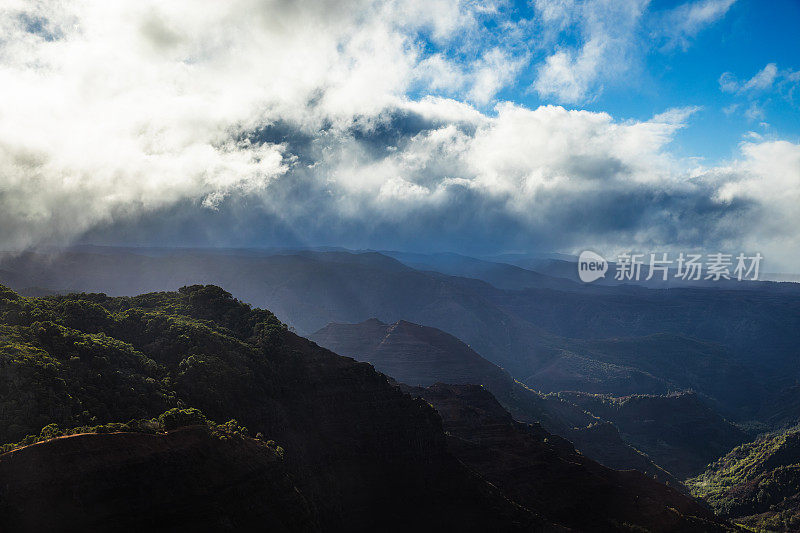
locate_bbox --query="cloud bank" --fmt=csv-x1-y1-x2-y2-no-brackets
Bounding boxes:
1,0,799,270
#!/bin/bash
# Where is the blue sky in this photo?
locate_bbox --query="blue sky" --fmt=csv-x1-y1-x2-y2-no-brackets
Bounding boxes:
459,0,800,163
588,0,800,162
1,0,799,271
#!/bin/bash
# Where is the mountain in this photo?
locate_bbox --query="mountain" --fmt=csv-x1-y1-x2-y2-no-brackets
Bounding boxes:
312,318,513,389
483,253,790,291
688,428,800,531
1,247,797,425
402,383,728,532
0,284,730,531
532,335,759,417
485,254,580,281
0,284,536,532
313,318,736,485
557,391,748,479
381,251,578,291
761,384,800,430
488,285,800,377
0,249,569,396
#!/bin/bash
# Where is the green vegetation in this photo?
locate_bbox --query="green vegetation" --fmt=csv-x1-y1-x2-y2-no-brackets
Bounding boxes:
554,390,747,479
687,427,800,531
0,280,772,531
0,284,287,451
0,406,272,455
2,281,548,532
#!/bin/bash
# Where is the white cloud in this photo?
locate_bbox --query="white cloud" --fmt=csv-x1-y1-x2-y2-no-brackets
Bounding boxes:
533,42,605,104
742,63,778,91
531,0,735,103
262,97,800,269
300,100,698,238
0,0,799,271
0,0,525,248
532,0,647,103
710,140,800,263
721,63,779,93
718,63,799,123
719,72,740,93
744,102,765,121
658,0,736,50
722,103,739,115
650,106,702,125
468,48,526,105
533,0,577,27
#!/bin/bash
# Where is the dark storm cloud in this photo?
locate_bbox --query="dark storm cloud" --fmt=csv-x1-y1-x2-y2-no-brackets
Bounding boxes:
3,0,799,270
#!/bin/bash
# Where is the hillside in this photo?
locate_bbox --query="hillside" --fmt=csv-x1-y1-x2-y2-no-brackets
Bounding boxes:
313,318,711,486
0,284,536,531
0,249,562,381
559,391,747,479
403,383,728,532
688,428,800,531
490,287,800,387
553,335,763,417
313,318,511,388
382,251,578,291
0,284,729,531
0,425,317,532
2,248,794,426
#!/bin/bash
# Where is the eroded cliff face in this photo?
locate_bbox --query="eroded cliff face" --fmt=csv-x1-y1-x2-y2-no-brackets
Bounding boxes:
403,383,730,533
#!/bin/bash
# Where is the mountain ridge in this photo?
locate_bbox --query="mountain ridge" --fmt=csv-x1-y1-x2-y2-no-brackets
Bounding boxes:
312,317,743,483
0,283,729,531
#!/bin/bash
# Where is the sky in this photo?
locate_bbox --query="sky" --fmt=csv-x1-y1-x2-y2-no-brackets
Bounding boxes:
1,0,799,271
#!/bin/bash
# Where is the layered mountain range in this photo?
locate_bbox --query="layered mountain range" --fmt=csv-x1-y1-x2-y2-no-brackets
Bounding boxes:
2,248,795,414
0,284,729,531
312,318,746,481
403,383,724,532
1,247,799,529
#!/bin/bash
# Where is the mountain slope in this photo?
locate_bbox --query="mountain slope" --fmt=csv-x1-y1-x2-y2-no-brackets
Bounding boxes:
382,251,578,291
312,318,513,389
5,246,800,441
404,383,729,533
1,248,795,424
490,286,800,378
558,391,747,479
0,284,537,532
312,318,683,486
0,284,732,531
688,428,800,531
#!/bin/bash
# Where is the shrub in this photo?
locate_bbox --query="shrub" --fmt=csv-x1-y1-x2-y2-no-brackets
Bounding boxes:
158,408,208,431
